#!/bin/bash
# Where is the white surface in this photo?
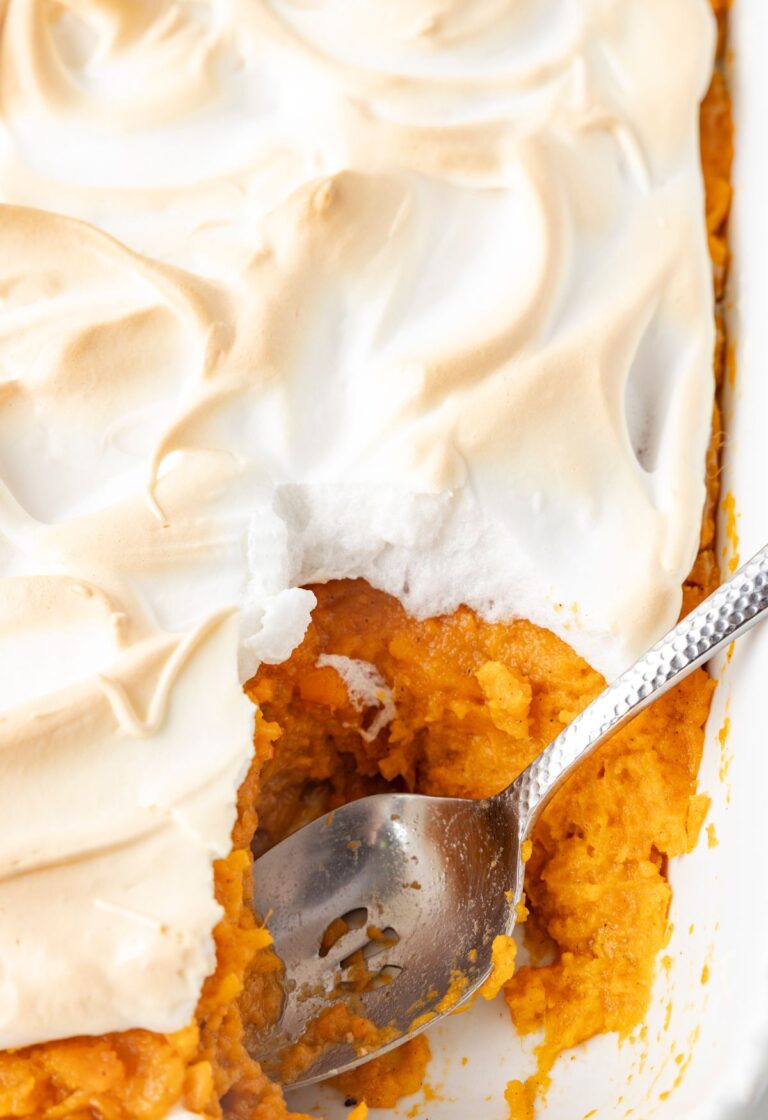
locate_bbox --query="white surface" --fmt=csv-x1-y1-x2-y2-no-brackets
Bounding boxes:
290,2,768,1117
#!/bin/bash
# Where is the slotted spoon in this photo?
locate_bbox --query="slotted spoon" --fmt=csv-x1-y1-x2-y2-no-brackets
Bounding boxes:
251,543,768,1088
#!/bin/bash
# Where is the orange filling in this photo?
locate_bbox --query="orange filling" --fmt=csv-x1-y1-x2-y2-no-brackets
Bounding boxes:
0,4,732,1118
249,575,715,1108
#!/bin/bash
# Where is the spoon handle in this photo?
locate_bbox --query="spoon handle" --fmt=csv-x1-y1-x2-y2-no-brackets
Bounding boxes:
504,542,768,837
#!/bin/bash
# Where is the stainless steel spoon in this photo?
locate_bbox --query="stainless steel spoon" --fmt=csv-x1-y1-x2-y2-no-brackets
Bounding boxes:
251,543,768,1088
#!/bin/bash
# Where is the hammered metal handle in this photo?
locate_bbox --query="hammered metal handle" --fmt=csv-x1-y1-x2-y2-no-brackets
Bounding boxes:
505,543,768,836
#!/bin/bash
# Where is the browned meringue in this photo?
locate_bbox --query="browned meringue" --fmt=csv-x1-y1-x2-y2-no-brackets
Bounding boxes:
0,0,715,1049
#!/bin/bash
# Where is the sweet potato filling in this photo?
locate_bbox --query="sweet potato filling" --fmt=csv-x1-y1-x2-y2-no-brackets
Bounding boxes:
0,4,731,1118
248,575,716,1110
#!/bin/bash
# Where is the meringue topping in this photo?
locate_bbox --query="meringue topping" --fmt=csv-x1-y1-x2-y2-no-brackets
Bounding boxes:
0,0,715,1048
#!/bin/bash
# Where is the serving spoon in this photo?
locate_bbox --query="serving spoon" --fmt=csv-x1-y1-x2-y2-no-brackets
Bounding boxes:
251,543,768,1088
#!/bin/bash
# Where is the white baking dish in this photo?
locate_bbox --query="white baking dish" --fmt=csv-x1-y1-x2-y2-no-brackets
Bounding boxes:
290,4,768,1117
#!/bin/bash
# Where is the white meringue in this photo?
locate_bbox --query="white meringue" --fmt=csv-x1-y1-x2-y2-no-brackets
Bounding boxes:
0,0,715,1048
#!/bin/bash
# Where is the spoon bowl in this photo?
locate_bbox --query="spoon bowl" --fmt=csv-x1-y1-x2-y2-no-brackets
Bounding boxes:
251,791,524,1086
252,543,768,1088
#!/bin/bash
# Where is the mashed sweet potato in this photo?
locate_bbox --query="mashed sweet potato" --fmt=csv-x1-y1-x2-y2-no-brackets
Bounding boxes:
250,574,715,1108
0,4,731,1118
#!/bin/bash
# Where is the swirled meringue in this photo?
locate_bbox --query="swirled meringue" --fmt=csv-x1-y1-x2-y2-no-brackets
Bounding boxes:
0,0,715,1049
